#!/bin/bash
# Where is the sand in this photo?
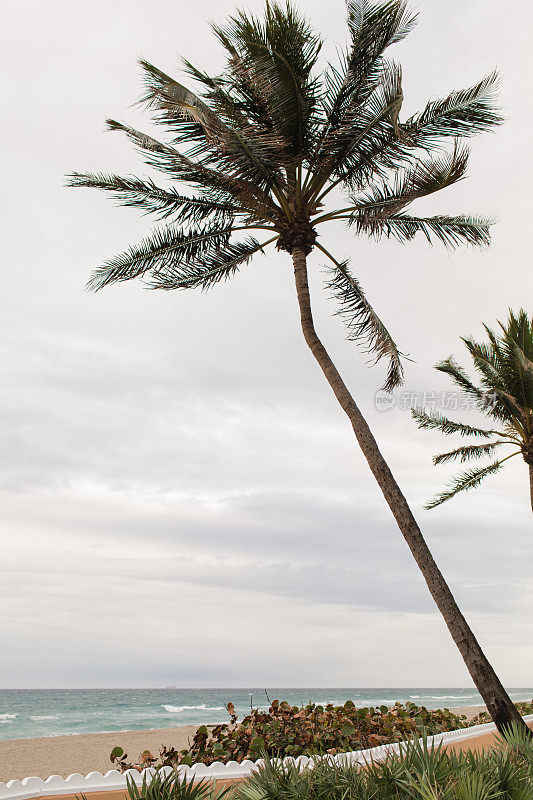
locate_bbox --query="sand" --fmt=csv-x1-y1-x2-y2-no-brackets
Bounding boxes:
449,704,487,719
0,726,199,783
0,705,488,784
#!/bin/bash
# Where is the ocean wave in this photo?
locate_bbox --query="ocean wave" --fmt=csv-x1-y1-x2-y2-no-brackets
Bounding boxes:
30,715,59,720
163,704,225,713
428,696,472,700
0,713,17,719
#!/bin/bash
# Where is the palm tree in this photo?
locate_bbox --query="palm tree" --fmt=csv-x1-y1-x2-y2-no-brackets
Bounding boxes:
413,309,533,511
68,0,529,735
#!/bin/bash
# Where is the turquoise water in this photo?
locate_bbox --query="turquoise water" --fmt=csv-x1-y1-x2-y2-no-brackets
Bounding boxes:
1,688,532,741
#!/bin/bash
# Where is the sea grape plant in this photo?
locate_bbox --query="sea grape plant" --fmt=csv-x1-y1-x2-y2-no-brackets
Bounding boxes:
110,699,470,771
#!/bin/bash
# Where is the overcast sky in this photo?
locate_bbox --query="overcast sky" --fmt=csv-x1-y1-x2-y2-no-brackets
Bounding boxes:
1,0,532,689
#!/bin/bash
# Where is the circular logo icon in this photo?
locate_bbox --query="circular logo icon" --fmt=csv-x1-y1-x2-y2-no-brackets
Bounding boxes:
375,390,396,412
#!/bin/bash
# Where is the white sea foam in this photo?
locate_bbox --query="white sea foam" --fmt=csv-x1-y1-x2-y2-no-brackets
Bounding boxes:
428,695,471,700
163,704,224,713
30,715,59,720
0,713,17,719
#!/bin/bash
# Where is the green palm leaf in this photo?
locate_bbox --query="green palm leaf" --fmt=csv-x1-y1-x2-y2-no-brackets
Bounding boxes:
436,357,498,407
355,213,492,247
433,441,506,465
325,259,404,392
86,224,235,291
405,70,502,144
425,458,511,509
212,2,322,154
312,61,407,193
147,236,273,291
138,60,288,189
316,0,417,163
67,173,239,223
105,120,278,216
352,142,470,216
411,408,503,439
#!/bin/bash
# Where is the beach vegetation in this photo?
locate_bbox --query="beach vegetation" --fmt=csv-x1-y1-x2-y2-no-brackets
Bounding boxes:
233,722,533,800
109,721,533,800
471,700,533,726
80,771,231,800
111,699,475,770
69,0,528,735
126,771,231,800
412,309,533,511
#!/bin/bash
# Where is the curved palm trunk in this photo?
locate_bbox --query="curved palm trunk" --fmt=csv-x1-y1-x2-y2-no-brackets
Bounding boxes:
292,246,529,736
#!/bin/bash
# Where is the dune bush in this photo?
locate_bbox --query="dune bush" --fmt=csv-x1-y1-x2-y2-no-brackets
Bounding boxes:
234,723,533,800
110,700,469,771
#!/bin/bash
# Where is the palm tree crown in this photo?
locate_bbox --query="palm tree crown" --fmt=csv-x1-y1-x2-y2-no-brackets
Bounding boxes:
412,309,533,509
68,0,501,392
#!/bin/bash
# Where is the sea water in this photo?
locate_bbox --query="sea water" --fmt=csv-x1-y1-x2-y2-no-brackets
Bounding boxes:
0,687,532,741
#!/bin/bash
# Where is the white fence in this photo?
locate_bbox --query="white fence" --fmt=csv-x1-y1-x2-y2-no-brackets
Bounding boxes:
2,715,532,800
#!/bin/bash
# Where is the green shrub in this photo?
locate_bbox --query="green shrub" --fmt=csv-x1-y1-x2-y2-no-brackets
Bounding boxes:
79,771,231,800
110,700,469,771
470,700,533,726
235,723,533,800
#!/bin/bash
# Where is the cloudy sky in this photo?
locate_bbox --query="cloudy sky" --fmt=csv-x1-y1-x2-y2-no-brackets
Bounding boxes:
2,0,532,689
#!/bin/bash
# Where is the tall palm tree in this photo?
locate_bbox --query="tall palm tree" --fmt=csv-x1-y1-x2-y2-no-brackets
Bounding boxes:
69,0,529,734
413,309,533,511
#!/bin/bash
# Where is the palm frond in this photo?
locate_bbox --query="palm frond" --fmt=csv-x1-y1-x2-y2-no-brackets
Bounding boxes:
462,336,502,385
411,408,501,438
67,172,239,223
331,69,501,193
436,356,516,424
425,458,509,509
498,313,533,424
405,70,502,144
325,258,404,391
318,0,416,141
146,236,271,290
313,60,407,192
138,60,288,188
105,117,202,178
86,223,235,291
459,337,532,424
105,120,277,215
352,213,492,248
502,308,533,361
433,441,505,465
351,141,469,216
212,2,322,154
138,60,223,135
436,356,493,400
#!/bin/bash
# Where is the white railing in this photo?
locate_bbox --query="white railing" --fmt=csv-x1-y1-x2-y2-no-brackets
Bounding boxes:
2,715,532,800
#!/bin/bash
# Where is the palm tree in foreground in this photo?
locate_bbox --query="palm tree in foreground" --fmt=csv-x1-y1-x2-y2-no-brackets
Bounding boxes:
413,309,533,511
69,0,529,734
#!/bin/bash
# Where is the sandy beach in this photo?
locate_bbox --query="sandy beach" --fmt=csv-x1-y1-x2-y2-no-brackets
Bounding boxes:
0,706,488,784
0,726,199,783
449,704,486,718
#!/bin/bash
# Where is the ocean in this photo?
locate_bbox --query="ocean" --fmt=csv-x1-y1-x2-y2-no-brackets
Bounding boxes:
1,688,532,741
